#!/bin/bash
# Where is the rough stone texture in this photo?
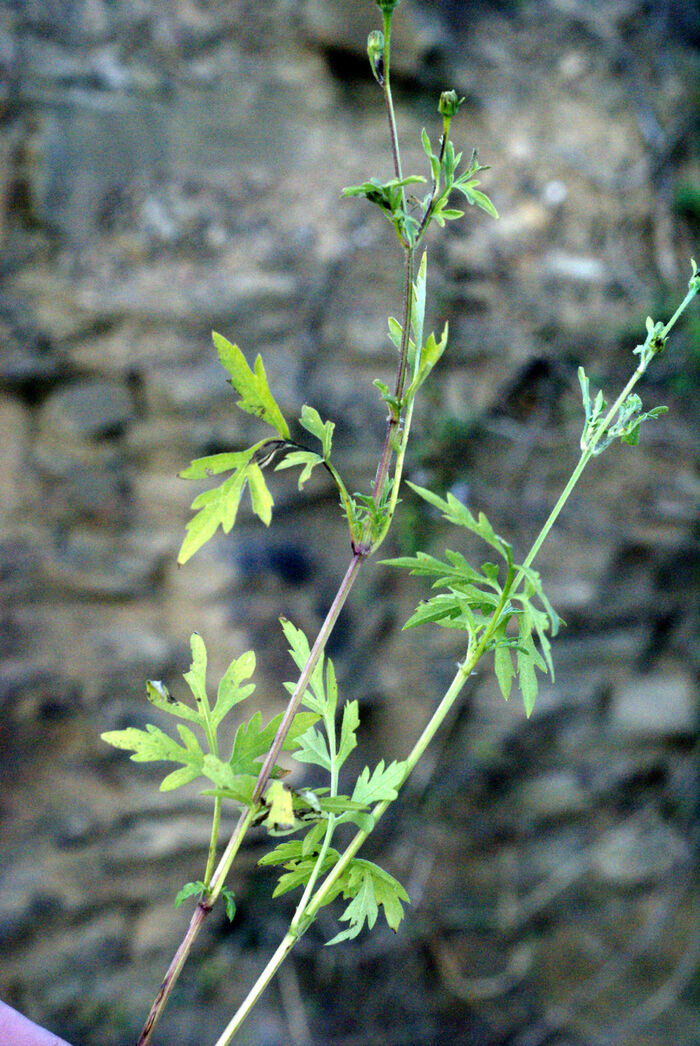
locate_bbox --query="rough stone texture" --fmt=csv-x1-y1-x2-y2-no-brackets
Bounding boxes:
1,1,699,1045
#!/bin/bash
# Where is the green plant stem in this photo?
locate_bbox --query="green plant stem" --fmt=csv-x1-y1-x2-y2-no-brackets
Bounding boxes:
370,8,413,514
513,280,697,588
662,282,698,337
206,805,256,904
416,120,449,244
382,10,403,186
371,390,415,552
213,933,298,1046
203,796,222,885
217,614,504,1040
201,705,221,885
514,364,645,587
252,551,364,800
371,246,415,512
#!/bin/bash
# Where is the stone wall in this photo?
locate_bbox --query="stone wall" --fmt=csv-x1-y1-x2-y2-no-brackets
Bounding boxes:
1,1,698,1044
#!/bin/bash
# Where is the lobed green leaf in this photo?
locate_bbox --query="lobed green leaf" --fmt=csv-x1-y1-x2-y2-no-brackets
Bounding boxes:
274,449,324,490
299,405,335,460
351,760,405,806
212,332,289,438
213,650,256,728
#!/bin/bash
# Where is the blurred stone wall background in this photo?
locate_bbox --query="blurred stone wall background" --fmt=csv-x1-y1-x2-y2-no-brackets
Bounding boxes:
1,0,698,1044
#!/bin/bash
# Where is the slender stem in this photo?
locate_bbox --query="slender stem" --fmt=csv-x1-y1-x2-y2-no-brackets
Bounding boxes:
382,11,403,186
201,709,221,886
252,551,364,802
662,283,697,337
514,280,697,586
136,905,209,1046
372,246,414,506
416,119,450,245
207,805,256,904
514,365,644,586
203,796,222,885
137,805,255,1046
370,7,413,512
213,933,298,1046
394,249,415,405
371,391,415,552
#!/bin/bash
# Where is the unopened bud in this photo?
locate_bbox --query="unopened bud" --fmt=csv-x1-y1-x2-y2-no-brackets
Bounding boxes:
438,90,464,118
367,30,385,85
375,0,401,13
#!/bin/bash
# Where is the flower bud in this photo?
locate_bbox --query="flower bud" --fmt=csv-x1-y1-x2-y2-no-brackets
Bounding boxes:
438,90,464,118
375,0,401,13
367,29,385,85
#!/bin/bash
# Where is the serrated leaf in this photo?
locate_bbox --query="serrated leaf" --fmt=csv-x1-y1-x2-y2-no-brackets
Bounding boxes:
272,850,341,899
406,483,512,561
494,643,514,702
146,680,200,724
101,723,200,766
327,859,409,945
184,633,208,708
246,461,274,525
280,618,326,713
274,448,324,490
337,699,360,768
352,859,409,933
402,593,463,630
178,468,248,564
228,710,320,777
517,648,538,717
160,765,201,791
327,869,377,945
351,760,405,806
201,754,257,804
300,404,335,459
294,725,332,771
221,886,237,921
213,650,256,728
174,880,207,908
179,448,260,481
258,840,305,867
515,615,546,717
454,181,499,219
213,332,289,438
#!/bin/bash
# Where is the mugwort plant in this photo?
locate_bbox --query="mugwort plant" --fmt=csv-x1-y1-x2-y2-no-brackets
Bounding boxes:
102,2,699,1042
